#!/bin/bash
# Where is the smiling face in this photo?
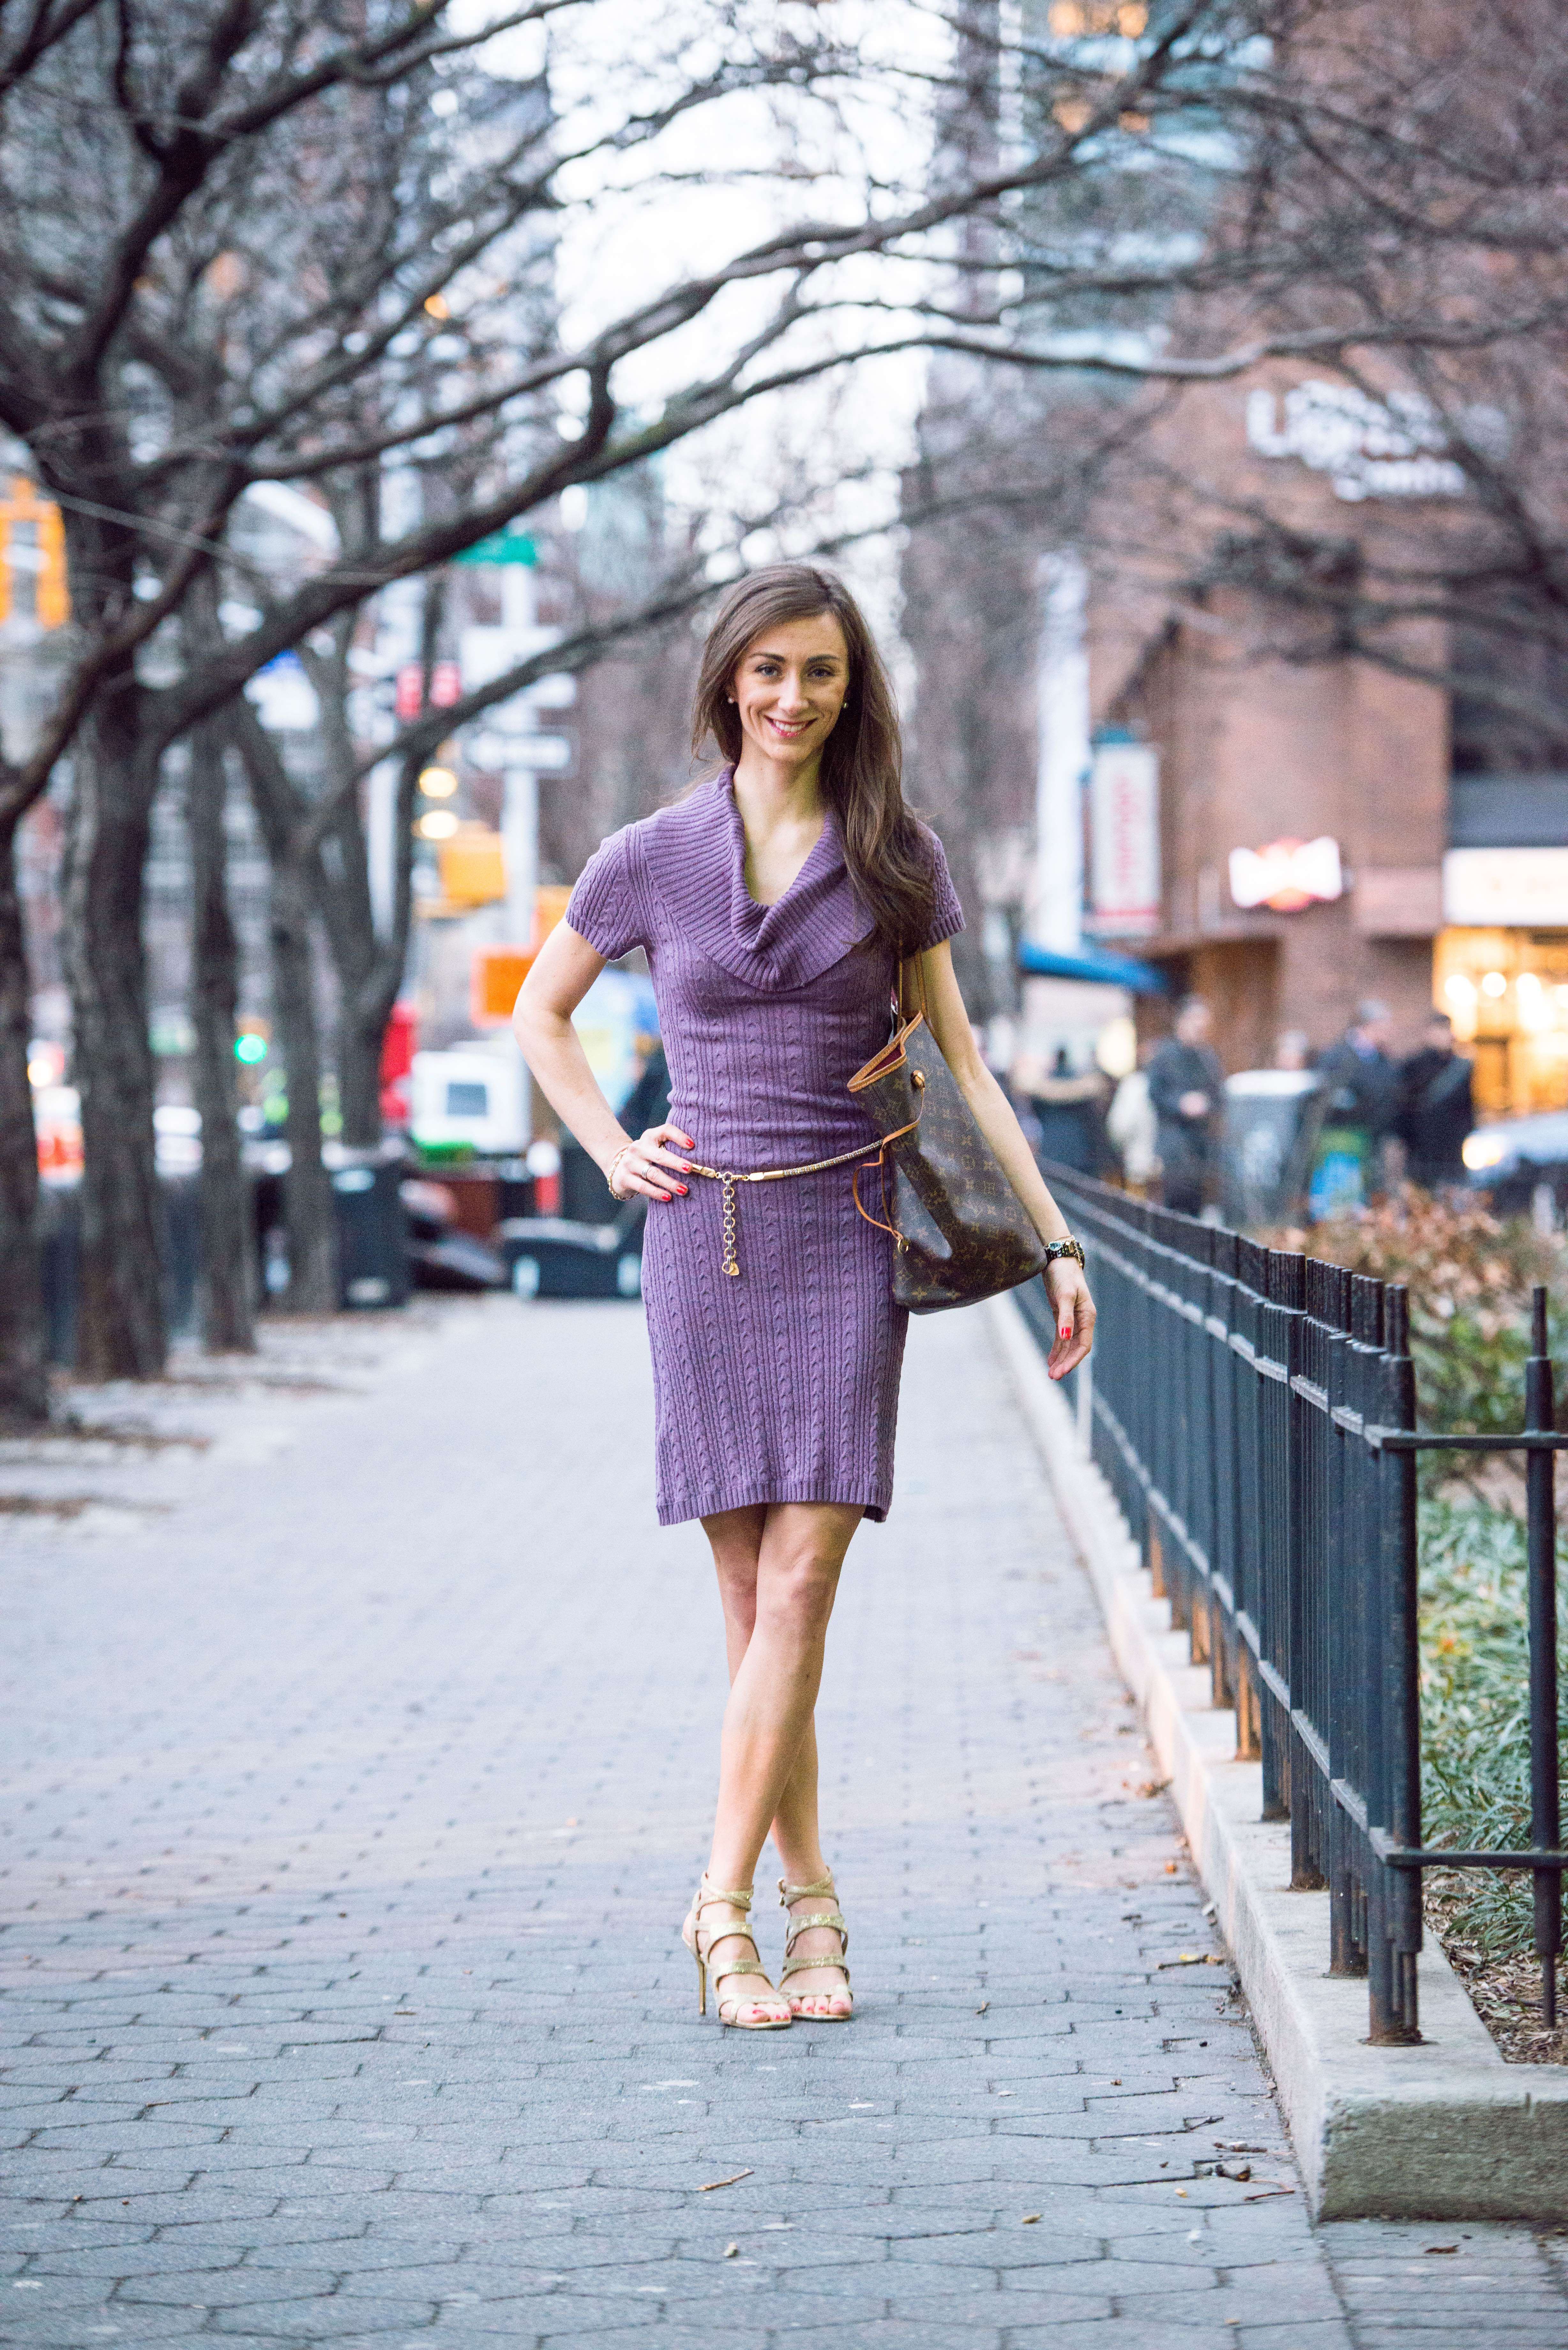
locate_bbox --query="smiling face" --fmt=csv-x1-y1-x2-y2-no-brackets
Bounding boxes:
729,610,851,775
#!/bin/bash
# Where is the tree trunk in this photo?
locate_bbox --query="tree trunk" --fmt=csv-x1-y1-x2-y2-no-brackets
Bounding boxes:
230,704,338,1315
187,726,256,1353
313,586,431,1154
267,849,337,1312
321,795,388,1153
338,989,388,1150
0,816,50,1425
60,694,166,1380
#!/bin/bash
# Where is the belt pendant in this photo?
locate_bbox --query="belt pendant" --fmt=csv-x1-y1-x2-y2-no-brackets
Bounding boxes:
720,1172,740,1277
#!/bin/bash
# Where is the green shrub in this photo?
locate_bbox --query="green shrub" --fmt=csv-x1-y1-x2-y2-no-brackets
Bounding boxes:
1265,1185,1566,1442
1420,1497,1567,1961
1258,1190,1568,1978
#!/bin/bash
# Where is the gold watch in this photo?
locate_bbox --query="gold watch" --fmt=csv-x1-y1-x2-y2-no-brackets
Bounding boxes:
1042,1236,1085,1270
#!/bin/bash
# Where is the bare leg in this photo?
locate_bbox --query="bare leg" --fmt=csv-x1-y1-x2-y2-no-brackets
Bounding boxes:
709,1511,828,1869
701,1500,859,2020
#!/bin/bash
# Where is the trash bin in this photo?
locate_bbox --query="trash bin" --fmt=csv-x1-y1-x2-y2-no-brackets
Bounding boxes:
1220,1072,1326,1228
331,1152,411,1308
38,1179,80,1366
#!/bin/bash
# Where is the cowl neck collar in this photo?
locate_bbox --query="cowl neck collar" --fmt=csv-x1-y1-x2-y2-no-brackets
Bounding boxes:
645,770,874,989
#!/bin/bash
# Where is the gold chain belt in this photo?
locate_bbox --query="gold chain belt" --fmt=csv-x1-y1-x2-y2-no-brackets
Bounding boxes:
684,1112,920,1279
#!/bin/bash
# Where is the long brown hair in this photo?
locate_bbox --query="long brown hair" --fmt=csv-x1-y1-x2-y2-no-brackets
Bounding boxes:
690,564,938,957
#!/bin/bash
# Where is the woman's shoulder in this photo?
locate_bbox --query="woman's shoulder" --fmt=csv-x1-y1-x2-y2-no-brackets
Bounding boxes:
592,778,724,866
567,783,726,957
909,816,965,950
567,817,656,959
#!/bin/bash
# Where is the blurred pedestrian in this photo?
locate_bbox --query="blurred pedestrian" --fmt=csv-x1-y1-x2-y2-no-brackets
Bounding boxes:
1397,1011,1474,1194
1312,999,1401,1208
1107,1039,1160,1193
515,565,1095,2034
1026,1045,1111,1176
1148,996,1223,1215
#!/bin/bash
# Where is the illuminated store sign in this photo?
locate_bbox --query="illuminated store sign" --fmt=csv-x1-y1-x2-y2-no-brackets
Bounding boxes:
1229,835,1343,914
1443,848,1568,929
1246,382,1468,504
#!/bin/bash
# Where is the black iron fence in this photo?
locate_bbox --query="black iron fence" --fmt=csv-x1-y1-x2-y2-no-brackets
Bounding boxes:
1019,1167,1567,2044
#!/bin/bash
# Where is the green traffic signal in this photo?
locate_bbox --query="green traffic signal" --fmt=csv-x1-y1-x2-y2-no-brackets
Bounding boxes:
235,1033,267,1064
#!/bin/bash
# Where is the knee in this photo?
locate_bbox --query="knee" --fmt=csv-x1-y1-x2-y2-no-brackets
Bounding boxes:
758,1548,841,1642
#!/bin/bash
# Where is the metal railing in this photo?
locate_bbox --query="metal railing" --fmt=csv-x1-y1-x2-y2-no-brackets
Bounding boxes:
1019,1167,1567,2044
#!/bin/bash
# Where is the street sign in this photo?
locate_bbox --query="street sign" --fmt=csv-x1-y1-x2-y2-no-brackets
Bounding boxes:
473,731,571,772
246,650,318,733
454,530,538,566
471,946,536,1026
459,621,561,691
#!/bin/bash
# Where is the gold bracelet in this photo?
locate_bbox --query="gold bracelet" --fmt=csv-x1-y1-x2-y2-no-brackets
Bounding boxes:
606,1141,637,1199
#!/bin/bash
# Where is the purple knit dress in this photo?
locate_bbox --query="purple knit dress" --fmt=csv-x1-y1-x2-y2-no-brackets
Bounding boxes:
566,772,964,1527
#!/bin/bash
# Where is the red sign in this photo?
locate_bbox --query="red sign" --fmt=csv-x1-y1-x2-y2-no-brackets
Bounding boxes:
430,659,462,708
395,663,424,720
1229,836,1343,914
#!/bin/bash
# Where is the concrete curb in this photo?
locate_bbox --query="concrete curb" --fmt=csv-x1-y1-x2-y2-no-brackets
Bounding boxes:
989,1291,1568,2222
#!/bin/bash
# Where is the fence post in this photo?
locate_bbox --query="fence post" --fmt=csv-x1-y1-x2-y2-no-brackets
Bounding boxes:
1368,1283,1422,2045
1272,1248,1324,1891
1526,1283,1562,2029
1324,1269,1363,1975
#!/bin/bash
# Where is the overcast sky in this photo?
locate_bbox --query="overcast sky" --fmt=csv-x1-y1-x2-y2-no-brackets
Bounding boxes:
457,0,951,643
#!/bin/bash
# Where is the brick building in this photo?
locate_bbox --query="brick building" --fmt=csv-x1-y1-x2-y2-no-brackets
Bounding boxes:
1072,368,1567,1115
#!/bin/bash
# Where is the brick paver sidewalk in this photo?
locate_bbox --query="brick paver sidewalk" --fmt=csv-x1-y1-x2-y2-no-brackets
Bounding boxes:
3,1299,1566,2347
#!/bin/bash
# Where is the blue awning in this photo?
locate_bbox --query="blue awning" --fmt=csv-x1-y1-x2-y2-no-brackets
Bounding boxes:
1017,940,1170,994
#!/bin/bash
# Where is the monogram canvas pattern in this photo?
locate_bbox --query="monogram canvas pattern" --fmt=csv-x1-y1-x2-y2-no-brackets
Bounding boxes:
848,1011,1048,1315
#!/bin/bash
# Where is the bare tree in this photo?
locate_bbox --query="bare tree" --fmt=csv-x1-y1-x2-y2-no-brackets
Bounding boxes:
5,0,1556,1414
185,720,256,1352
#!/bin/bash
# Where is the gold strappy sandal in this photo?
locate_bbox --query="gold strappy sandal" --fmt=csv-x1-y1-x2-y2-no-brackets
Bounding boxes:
682,1875,792,2030
779,1873,853,2020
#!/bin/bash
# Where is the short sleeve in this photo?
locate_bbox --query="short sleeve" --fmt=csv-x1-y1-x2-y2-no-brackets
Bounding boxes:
566,826,646,961
916,826,965,952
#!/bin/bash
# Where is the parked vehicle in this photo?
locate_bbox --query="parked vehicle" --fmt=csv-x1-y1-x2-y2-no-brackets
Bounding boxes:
1462,1110,1568,1221
399,1179,508,1292
410,1045,527,1155
499,1207,646,1300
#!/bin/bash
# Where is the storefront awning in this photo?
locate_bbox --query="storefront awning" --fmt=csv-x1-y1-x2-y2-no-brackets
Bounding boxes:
1016,940,1170,994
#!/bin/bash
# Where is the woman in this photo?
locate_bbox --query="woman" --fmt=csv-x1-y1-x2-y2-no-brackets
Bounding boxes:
515,566,1095,2031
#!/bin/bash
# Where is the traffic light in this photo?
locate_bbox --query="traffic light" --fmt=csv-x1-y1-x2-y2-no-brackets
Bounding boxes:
0,476,68,628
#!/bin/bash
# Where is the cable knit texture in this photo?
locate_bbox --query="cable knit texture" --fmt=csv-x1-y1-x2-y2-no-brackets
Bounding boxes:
567,771,964,1526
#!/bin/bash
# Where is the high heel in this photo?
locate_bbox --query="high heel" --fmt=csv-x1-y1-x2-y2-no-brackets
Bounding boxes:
779,1873,853,2020
681,1875,792,2029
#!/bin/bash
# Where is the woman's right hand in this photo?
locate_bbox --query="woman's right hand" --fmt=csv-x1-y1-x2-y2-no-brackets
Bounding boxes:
607,1122,696,1204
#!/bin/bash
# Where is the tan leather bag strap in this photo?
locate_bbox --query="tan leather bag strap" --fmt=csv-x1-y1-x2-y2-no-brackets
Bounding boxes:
896,948,930,1025
849,1094,924,1243
852,1148,900,1242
